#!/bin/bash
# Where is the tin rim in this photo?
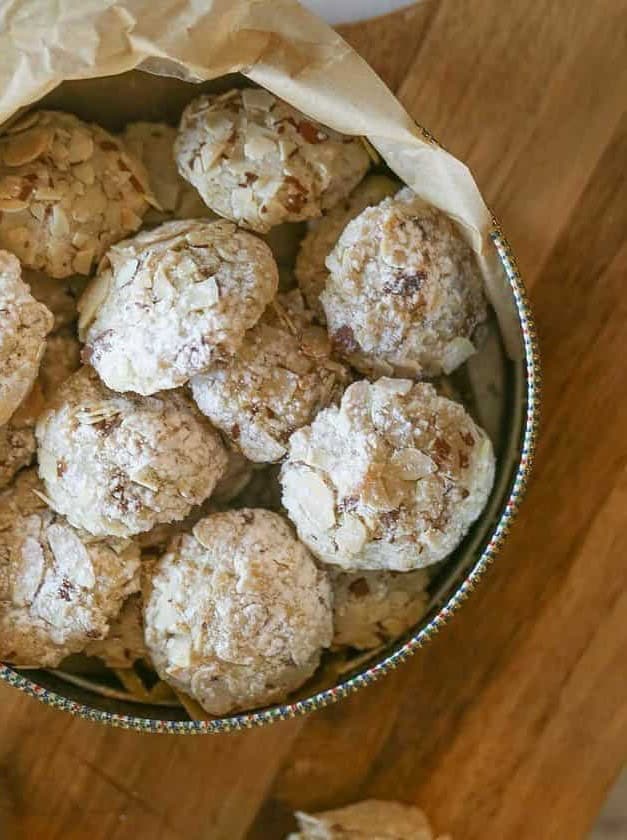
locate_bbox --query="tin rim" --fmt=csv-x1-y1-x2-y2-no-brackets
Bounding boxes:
0,226,540,734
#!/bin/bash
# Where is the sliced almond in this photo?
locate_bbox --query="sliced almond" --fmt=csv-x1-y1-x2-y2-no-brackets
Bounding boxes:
391,447,436,480
33,186,62,201
2,127,51,166
77,270,113,334
67,130,94,164
0,197,28,212
50,205,69,237
72,161,95,185
284,467,336,531
5,111,40,135
334,513,368,555
72,247,95,275
241,88,275,111
120,206,142,230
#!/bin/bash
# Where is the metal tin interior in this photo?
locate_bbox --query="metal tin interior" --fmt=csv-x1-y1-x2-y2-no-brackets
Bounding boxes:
0,74,540,733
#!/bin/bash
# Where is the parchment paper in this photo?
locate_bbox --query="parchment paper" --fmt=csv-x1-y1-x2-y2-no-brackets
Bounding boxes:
0,0,520,357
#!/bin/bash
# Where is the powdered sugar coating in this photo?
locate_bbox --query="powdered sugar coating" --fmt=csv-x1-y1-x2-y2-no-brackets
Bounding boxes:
322,188,487,377
78,219,279,394
0,250,54,425
144,509,333,714
331,568,429,650
0,330,78,491
36,366,228,538
289,800,437,840
0,469,140,667
175,89,370,233
122,122,215,223
85,593,147,668
190,293,349,463
281,378,495,571
296,175,398,321
0,111,154,278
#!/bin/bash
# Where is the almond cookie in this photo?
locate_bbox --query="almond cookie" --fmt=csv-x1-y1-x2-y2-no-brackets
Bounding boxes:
85,593,147,668
0,250,54,425
144,509,332,715
331,568,429,650
122,122,214,223
25,271,87,331
190,293,350,463
0,331,78,491
295,175,398,321
0,111,154,278
0,469,140,667
281,378,495,571
322,188,487,378
289,800,439,840
175,88,370,233
36,367,228,538
78,219,279,394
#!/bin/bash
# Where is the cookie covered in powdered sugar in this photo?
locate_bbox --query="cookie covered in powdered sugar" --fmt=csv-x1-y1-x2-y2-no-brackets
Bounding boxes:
321,187,487,378
281,378,495,572
295,175,399,321
0,469,140,667
330,568,429,650
122,122,215,223
288,800,440,840
78,219,279,395
85,593,147,668
175,88,371,234
144,509,333,715
36,366,228,538
25,271,87,332
0,111,155,278
190,292,350,463
0,330,78,491
0,250,54,426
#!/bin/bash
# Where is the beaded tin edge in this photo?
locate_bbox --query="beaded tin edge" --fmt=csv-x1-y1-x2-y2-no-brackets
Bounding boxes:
0,226,540,735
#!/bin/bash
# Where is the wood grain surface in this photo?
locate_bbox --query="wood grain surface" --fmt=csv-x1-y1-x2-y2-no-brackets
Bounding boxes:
1,2,626,838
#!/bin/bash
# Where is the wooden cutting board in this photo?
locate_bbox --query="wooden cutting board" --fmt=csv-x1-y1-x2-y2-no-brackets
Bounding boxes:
1,2,626,837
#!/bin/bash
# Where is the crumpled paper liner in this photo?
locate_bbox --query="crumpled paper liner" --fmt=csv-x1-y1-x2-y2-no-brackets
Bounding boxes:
0,0,520,357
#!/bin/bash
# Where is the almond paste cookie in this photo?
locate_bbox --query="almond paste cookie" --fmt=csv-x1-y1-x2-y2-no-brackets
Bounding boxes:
78,219,279,394
295,175,398,321
322,188,487,377
288,800,441,840
331,568,429,650
144,509,332,715
281,378,495,571
175,88,370,233
0,331,79,491
0,469,140,667
122,121,215,223
0,250,53,425
36,367,228,538
191,292,349,463
0,111,155,278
